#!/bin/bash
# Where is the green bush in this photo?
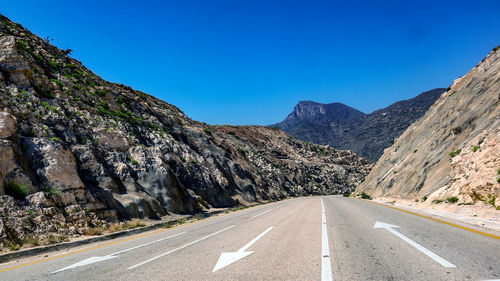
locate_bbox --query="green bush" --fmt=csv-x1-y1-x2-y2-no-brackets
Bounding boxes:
163,218,188,228
128,155,138,165
148,122,160,130
116,95,125,103
99,101,109,109
446,196,459,203
194,213,205,220
471,145,480,152
237,148,246,157
96,90,106,97
50,137,61,143
133,117,143,124
16,39,29,51
23,235,39,246
97,106,111,116
449,149,462,158
4,239,20,251
422,195,428,202
360,192,372,200
5,182,29,199
40,183,60,195
487,194,496,206
433,199,443,204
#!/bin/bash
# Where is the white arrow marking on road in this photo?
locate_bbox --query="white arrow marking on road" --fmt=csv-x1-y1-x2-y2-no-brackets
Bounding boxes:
53,232,186,273
213,226,273,272
373,221,456,268
53,255,118,273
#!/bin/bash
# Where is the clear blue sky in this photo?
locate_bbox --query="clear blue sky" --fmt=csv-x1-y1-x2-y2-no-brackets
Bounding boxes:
2,0,499,125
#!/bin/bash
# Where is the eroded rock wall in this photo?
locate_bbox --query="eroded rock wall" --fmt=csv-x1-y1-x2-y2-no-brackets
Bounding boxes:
357,46,500,208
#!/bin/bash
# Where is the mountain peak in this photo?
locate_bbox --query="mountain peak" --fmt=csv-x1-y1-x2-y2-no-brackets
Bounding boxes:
285,101,364,123
274,88,445,161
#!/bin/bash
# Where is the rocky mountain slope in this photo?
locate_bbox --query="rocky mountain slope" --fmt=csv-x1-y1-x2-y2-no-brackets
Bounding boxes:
0,15,371,247
273,88,445,161
356,46,500,209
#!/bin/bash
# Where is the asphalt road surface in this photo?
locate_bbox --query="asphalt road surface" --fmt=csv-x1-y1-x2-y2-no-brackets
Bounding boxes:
0,196,499,280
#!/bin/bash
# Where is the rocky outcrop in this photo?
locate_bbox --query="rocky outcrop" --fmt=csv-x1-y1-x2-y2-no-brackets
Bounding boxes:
356,45,500,209
0,111,16,138
0,14,371,247
273,89,445,161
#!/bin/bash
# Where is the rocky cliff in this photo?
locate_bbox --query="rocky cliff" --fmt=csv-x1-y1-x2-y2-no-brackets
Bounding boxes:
273,88,445,161
0,15,371,246
356,46,500,209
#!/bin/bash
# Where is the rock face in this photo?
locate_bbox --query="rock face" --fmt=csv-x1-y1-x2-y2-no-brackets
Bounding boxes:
0,15,371,246
356,46,500,209
274,88,445,161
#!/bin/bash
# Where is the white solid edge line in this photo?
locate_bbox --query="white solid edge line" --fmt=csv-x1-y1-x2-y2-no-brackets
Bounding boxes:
249,209,273,220
128,225,235,270
321,198,333,281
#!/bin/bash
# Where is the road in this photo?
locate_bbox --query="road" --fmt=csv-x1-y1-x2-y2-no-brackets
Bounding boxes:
0,196,499,280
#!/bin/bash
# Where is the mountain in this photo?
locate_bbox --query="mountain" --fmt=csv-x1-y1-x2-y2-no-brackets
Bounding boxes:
0,15,371,245
356,45,500,208
273,88,445,161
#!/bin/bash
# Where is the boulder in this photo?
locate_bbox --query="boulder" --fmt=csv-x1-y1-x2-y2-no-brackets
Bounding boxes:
0,140,34,194
27,192,54,208
72,145,119,191
96,130,129,151
0,111,17,138
23,138,84,190
0,36,32,88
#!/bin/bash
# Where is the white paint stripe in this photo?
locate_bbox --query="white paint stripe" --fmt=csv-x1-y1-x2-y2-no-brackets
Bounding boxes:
110,232,186,256
249,209,273,220
321,198,333,281
275,203,289,209
128,225,235,270
381,225,456,268
238,226,274,252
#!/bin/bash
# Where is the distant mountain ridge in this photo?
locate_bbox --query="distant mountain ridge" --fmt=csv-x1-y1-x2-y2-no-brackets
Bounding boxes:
273,88,446,161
